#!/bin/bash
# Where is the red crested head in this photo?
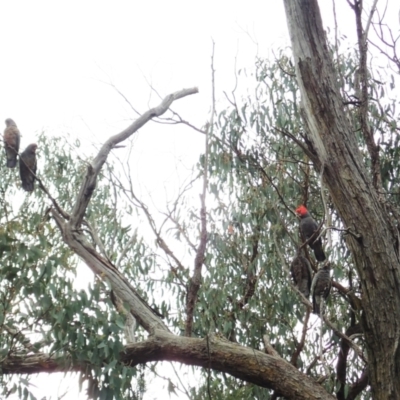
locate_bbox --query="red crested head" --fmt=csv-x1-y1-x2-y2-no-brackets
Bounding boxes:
295,205,308,217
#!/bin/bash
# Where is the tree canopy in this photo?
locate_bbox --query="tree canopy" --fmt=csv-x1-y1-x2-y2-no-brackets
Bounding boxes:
1,1,400,399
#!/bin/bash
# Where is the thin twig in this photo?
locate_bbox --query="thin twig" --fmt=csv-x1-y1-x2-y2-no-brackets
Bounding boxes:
363,0,379,44
351,0,383,190
185,44,214,336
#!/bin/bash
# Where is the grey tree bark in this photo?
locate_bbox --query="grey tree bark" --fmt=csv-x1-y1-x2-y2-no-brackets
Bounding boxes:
3,331,335,400
283,0,400,398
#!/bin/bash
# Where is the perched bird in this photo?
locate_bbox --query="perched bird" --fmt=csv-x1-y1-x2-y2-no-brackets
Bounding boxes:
290,253,312,298
295,205,326,262
311,263,331,314
19,144,37,192
3,118,20,168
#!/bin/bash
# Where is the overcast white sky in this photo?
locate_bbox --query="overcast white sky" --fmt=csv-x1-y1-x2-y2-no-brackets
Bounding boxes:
0,1,287,139
1,1,291,213
1,1,398,399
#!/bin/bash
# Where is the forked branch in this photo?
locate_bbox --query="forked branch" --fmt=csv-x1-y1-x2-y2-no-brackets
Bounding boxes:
70,87,199,229
50,88,198,333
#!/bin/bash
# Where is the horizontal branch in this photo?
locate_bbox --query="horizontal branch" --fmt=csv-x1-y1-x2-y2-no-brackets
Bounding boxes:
122,330,335,400
2,331,337,400
2,352,81,375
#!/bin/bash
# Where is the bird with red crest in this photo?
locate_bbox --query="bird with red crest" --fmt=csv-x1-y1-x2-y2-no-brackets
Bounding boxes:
295,205,326,262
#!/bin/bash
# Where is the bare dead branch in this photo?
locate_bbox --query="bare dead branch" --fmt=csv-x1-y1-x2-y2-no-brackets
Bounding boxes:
157,110,207,134
125,184,187,274
54,88,198,334
70,87,198,229
369,10,400,73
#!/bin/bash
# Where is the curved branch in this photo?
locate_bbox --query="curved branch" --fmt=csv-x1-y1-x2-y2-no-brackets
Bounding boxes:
70,87,199,229
122,329,335,400
2,330,336,400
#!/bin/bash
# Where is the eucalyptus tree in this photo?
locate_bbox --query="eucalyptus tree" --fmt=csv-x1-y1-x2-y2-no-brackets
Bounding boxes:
1,1,400,399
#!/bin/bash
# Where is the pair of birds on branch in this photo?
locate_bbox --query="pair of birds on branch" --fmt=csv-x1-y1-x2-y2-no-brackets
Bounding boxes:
3,119,37,192
291,205,331,315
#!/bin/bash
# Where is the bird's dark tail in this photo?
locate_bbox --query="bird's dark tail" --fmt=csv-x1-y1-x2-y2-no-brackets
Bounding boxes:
313,242,326,262
7,157,17,168
22,182,35,192
312,297,320,314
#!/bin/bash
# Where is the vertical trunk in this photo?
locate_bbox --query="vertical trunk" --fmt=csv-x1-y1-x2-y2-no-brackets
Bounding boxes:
282,0,400,398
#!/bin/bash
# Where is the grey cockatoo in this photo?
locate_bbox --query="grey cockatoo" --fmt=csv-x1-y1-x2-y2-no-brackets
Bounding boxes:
311,263,331,314
296,205,326,262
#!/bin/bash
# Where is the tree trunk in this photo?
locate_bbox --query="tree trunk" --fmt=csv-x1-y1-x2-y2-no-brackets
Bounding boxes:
283,0,400,398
